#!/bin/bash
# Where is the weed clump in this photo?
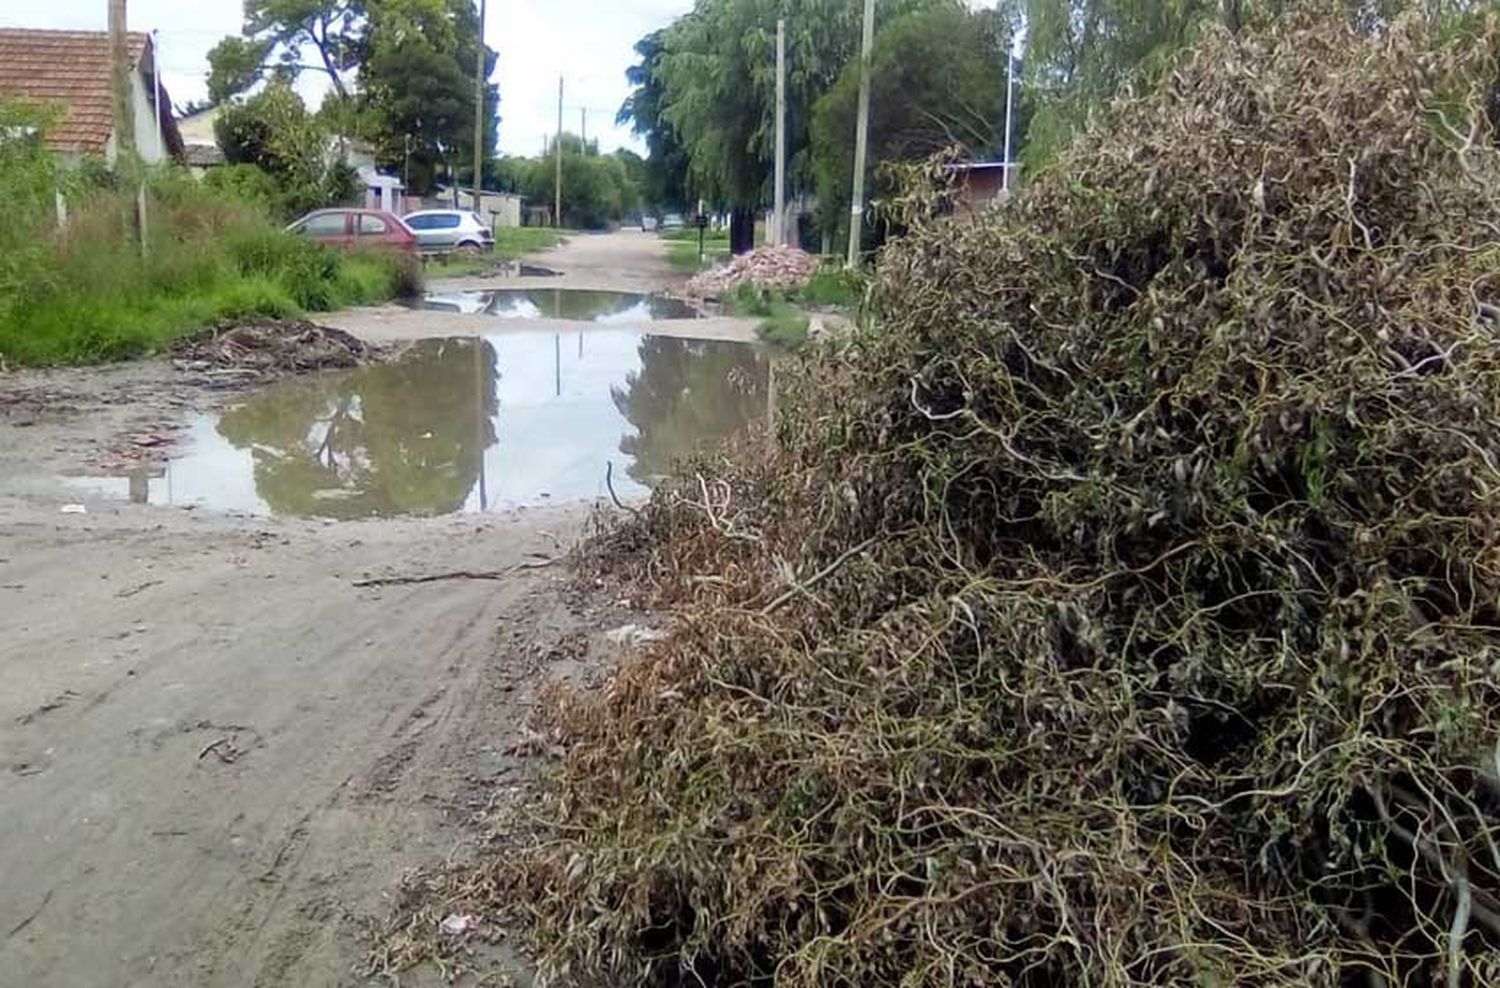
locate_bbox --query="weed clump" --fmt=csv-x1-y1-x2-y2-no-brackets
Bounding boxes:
493,14,1500,987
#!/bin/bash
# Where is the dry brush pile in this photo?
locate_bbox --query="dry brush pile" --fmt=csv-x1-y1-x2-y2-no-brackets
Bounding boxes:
492,14,1500,987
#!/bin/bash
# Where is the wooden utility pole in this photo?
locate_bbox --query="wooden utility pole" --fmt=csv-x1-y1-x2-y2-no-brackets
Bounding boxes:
774,18,786,247
846,0,875,267
472,0,487,217
555,76,564,228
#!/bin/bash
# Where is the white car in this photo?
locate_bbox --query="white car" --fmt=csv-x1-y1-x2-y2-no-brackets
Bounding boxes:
402,210,495,256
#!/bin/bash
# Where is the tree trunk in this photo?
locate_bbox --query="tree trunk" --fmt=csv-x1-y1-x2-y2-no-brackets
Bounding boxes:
729,207,756,255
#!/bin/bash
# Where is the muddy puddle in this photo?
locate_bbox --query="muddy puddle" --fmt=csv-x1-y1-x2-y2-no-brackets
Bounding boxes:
68,332,769,519
421,289,702,321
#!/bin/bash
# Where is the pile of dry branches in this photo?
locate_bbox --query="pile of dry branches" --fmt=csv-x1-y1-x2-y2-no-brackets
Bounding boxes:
171,319,373,374
488,13,1500,986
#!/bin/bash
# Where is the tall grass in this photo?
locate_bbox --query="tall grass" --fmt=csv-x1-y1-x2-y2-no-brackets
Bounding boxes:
0,150,416,367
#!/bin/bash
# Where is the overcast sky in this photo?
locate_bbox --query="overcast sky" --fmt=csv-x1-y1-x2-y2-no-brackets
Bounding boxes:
0,0,694,157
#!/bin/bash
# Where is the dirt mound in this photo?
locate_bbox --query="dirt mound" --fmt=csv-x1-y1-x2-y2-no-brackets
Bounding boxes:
685,244,817,298
411,13,1500,987
172,319,374,375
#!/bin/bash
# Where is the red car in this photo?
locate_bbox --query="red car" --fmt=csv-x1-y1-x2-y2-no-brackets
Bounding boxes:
287,208,417,252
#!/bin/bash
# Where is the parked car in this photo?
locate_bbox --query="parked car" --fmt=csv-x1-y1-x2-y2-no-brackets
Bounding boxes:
402,209,495,256
640,216,659,232
661,213,685,230
287,209,417,252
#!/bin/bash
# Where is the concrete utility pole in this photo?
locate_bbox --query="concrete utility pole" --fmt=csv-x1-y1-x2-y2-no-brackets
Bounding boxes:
1002,44,1015,192
581,108,587,149
555,75,564,228
774,18,786,247
109,0,145,253
846,0,875,267
472,0,487,217
109,0,136,161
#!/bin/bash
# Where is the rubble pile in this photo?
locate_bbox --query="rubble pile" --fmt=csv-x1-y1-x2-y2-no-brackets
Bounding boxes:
684,245,817,298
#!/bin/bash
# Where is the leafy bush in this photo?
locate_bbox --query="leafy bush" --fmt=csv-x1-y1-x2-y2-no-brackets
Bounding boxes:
480,14,1500,988
0,145,414,366
799,264,865,308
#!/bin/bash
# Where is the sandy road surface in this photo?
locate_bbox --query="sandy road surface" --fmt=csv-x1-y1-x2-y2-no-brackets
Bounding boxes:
0,497,608,986
451,226,688,294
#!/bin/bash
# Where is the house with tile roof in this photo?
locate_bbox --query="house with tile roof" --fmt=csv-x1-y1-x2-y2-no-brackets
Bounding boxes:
0,29,184,166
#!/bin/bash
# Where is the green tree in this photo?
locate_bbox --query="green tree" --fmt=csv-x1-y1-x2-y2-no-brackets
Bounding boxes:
811,3,1020,244
360,0,498,195
213,83,358,217
521,135,643,229
654,0,939,252
206,0,365,103
207,0,498,198
618,30,693,213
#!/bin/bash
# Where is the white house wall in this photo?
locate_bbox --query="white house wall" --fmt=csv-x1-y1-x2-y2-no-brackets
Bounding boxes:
103,67,169,166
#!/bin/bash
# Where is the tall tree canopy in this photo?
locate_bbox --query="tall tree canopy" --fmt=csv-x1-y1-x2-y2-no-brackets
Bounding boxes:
361,0,498,194
618,30,692,212
207,0,497,197
811,2,1021,239
652,0,936,212
207,0,365,103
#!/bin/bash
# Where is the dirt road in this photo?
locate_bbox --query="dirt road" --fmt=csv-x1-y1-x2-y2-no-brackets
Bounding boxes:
0,497,613,986
0,230,702,986
449,226,688,293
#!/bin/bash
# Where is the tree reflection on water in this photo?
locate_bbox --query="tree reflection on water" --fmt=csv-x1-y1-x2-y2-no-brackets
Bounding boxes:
216,339,498,519
611,336,769,485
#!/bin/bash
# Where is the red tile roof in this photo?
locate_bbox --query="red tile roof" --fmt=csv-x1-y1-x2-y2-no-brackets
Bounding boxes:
0,29,179,155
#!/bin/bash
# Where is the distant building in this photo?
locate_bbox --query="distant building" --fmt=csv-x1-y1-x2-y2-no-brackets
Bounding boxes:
177,105,226,175
0,29,183,166
436,188,526,228
947,161,1016,213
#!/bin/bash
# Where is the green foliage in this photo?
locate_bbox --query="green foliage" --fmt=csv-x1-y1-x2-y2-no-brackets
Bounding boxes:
214,84,359,219
492,226,566,260
654,0,940,207
811,3,1020,238
618,30,693,211
362,0,498,195
209,0,498,198
519,135,644,229
1013,0,1491,170
206,0,363,101
0,150,412,367
663,229,731,270
798,265,864,308
0,103,60,327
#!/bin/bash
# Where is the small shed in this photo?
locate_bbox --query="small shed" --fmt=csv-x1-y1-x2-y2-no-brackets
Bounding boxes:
449,189,525,229
947,162,1017,213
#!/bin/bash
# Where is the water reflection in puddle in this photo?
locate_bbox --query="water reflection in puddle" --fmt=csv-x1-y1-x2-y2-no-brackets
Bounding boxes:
74,333,769,519
421,289,701,321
